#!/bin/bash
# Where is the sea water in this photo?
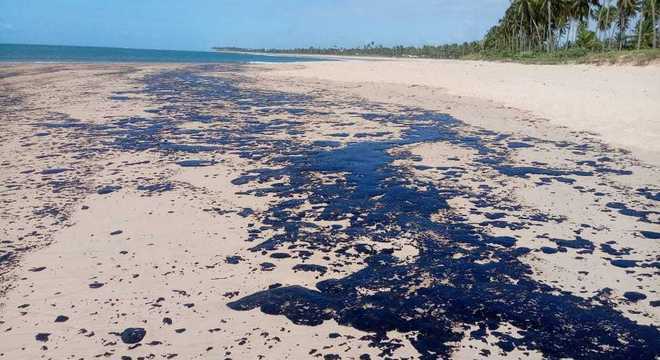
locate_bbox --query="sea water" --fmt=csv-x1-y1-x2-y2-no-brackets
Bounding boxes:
0,43,319,63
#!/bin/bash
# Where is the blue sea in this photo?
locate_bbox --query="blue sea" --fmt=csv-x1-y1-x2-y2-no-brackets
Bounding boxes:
0,43,319,63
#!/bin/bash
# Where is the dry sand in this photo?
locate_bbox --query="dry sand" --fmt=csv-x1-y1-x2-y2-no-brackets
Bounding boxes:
0,60,658,359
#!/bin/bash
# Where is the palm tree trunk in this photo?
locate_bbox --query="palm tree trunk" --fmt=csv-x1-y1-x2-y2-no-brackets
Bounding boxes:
619,13,624,50
638,4,645,49
653,0,658,48
532,18,543,51
547,0,553,52
606,2,613,49
520,14,524,52
597,5,605,47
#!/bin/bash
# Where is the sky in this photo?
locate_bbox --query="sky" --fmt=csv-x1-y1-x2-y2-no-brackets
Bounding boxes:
0,0,509,51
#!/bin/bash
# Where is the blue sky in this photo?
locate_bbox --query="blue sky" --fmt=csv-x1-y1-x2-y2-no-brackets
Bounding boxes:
0,0,509,51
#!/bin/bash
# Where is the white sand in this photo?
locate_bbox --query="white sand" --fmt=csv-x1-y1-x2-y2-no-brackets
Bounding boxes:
267,58,660,164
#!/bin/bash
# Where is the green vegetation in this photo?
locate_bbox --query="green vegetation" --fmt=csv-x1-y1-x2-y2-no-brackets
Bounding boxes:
465,48,660,64
481,0,658,54
216,0,659,64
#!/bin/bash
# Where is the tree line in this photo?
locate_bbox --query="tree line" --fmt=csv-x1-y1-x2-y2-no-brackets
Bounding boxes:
215,42,484,59
484,0,658,52
216,0,658,59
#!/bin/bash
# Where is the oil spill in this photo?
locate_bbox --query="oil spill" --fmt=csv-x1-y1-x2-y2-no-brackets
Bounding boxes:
41,168,72,175
118,328,146,344
35,333,50,342
605,202,659,224
31,65,659,359
637,187,660,202
137,183,174,193
176,160,217,167
601,243,632,256
293,264,328,275
550,236,595,252
624,291,648,302
540,246,560,254
496,165,592,178
237,208,254,218
97,185,122,195
507,141,533,149
640,231,660,239
576,160,634,176
132,66,658,359
610,259,638,268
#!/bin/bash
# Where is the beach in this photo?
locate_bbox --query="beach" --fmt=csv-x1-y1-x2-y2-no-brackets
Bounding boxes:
1,59,659,359
263,58,660,165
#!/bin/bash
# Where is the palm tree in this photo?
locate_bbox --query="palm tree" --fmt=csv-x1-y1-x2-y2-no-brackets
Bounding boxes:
596,2,619,47
594,0,618,42
547,0,554,51
572,0,600,22
542,0,576,51
570,0,600,44
617,0,640,49
639,0,659,48
650,0,658,48
511,0,547,51
638,0,647,48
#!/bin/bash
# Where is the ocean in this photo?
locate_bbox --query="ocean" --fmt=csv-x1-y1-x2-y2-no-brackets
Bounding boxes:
0,43,319,63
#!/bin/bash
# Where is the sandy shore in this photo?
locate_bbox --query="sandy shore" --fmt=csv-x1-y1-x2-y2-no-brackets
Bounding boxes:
0,60,658,359
265,58,660,166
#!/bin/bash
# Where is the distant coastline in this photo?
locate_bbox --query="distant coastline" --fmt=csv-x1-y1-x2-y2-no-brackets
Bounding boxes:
213,46,660,65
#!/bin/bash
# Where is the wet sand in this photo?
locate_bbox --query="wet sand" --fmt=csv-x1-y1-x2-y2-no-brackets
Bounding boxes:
0,61,658,359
